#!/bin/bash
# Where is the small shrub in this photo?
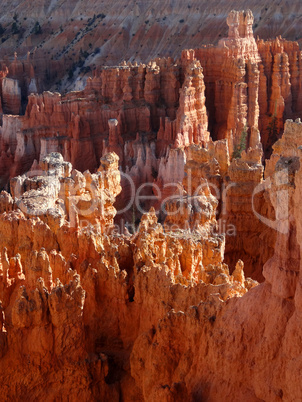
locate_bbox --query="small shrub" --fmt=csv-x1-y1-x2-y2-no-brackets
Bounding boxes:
267,114,278,139
68,69,74,80
33,21,42,35
78,59,85,68
232,124,248,159
12,22,20,35
267,101,279,141
80,66,91,74
80,48,89,58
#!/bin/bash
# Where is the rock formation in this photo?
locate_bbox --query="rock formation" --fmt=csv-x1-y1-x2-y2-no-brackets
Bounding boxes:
1,113,302,399
1,0,302,95
2,78,21,115
0,8,299,281
130,118,302,401
0,8,302,401
0,151,256,400
189,11,260,156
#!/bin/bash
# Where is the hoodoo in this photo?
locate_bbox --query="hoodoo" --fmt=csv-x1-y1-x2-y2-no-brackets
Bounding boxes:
0,7,302,401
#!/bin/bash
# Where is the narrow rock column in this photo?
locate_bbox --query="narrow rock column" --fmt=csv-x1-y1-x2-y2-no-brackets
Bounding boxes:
107,119,124,162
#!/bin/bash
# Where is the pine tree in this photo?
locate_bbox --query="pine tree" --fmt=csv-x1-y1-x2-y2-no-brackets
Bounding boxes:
232,124,248,159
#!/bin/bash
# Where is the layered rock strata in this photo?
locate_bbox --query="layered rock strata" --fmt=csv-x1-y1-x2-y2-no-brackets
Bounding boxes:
1,115,302,399
0,151,256,400
130,118,302,401
0,10,293,282
1,12,302,399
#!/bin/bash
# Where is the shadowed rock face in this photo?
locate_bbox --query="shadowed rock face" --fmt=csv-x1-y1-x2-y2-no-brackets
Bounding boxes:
0,8,302,401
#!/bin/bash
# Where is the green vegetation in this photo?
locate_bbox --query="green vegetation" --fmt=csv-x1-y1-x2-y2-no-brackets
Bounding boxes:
267,101,279,140
67,48,92,80
232,124,248,159
68,68,74,80
12,21,20,35
33,21,42,35
80,48,89,59
267,114,278,139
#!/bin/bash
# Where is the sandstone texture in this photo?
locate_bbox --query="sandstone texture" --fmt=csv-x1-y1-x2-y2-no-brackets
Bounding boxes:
0,8,301,402
0,151,256,401
0,8,296,279
0,0,301,92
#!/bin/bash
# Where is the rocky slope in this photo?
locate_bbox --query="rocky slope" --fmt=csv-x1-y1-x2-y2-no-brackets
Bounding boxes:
0,0,301,91
0,8,302,401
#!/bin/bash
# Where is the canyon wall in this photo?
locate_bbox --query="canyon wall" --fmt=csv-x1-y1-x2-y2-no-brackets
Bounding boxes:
1,0,302,93
131,118,302,401
1,10,299,281
1,118,302,400
0,151,256,400
0,9,302,400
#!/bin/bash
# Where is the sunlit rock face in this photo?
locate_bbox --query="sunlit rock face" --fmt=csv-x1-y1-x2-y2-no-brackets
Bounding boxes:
0,8,302,401
0,151,257,400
